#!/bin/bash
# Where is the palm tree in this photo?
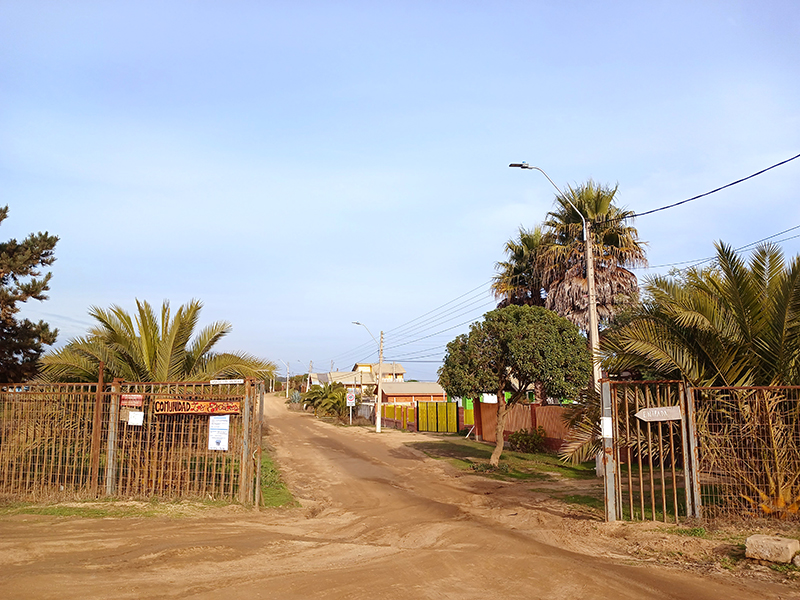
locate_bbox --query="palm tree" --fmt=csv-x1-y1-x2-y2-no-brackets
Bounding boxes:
38,299,276,383
602,241,800,387
541,180,647,329
302,382,348,419
492,181,646,329
491,225,547,308
600,242,800,516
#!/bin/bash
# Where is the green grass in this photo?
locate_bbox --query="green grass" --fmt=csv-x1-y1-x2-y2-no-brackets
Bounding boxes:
0,501,163,519
559,494,604,510
408,438,595,482
665,526,707,538
259,450,295,508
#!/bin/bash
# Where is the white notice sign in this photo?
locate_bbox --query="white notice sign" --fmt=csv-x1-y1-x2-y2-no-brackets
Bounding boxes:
208,415,230,451
128,411,144,426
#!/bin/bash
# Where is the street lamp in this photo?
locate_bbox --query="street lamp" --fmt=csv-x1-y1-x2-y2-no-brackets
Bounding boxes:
279,359,290,399
508,162,601,391
510,162,617,521
352,321,384,433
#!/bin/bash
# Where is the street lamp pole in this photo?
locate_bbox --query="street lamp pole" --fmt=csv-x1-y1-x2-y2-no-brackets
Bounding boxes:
508,163,602,391
510,162,616,521
279,359,290,399
353,321,384,433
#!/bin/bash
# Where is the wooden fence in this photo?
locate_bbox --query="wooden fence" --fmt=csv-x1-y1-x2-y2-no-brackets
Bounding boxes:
475,402,568,450
0,379,263,504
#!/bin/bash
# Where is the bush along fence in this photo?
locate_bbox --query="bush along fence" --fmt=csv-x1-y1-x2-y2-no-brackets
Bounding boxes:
0,378,265,505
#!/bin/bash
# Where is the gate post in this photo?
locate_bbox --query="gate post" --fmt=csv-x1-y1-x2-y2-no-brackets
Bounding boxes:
239,380,252,505
89,363,105,497
682,383,702,518
104,378,122,496
601,381,618,522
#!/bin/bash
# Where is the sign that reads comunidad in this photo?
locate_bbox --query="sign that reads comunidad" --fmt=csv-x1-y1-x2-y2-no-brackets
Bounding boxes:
153,398,241,415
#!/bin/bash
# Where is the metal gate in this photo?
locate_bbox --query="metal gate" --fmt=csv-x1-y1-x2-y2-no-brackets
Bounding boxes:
0,378,264,504
607,381,701,523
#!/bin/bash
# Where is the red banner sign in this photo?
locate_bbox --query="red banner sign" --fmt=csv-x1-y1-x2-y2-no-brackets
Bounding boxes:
120,394,144,407
153,398,241,415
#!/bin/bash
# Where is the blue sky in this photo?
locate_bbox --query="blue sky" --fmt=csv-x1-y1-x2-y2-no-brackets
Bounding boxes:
2,1,799,381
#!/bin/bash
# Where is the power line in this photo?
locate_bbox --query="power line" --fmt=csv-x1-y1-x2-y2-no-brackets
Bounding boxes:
634,224,800,271
615,152,800,222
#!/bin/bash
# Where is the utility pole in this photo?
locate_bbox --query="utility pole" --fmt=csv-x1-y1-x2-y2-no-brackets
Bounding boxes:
509,163,601,389
307,360,313,392
376,331,384,433
353,321,384,433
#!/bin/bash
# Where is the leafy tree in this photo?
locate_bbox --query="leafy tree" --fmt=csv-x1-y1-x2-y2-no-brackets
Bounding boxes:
439,305,591,465
602,241,800,387
38,299,276,382
0,206,59,382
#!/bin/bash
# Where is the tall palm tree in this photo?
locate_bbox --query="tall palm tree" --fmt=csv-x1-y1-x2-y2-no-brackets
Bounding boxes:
602,241,800,387
38,299,276,383
542,180,647,329
491,225,547,308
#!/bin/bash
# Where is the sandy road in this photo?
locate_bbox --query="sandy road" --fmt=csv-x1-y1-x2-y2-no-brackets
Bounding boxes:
0,394,791,599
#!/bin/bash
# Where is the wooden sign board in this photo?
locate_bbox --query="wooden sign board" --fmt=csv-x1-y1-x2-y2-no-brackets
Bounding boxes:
153,398,241,415
635,405,682,422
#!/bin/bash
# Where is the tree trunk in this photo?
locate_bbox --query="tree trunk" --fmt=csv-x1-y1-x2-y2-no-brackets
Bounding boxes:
490,391,507,466
534,380,545,404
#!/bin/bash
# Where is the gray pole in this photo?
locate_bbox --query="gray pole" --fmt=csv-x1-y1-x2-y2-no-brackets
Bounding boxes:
376,331,384,433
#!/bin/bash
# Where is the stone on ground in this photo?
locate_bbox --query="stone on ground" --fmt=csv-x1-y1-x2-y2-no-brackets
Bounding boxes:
745,534,800,564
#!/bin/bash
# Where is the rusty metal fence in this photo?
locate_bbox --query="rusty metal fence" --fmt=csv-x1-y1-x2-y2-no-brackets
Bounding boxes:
692,386,800,521
0,379,264,504
609,381,800,524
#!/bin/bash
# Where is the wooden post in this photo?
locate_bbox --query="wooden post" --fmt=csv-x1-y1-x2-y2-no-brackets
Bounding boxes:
239,380,252,504
89,363,105,496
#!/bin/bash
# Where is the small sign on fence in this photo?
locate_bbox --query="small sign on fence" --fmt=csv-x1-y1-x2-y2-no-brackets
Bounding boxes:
210,379,245,385
208,415,230,451
634,405,682,422
120,394,143,407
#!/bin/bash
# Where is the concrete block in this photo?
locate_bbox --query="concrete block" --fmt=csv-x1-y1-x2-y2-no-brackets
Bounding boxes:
745,534,800,564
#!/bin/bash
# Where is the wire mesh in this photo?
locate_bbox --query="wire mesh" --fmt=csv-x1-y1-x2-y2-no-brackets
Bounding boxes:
694,386,800,521
0,380,261,503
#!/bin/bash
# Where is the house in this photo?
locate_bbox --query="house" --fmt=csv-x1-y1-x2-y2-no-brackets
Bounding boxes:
353,362,405,383
379,381,446,404
307,363,406,397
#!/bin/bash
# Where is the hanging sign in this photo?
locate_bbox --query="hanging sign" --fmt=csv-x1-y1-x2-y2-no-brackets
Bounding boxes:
208,415,230,451
120,394,144,407
635,405,682,422
153,398,241,415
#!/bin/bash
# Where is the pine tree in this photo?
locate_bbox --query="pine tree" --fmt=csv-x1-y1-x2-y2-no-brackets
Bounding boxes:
0,206,59,382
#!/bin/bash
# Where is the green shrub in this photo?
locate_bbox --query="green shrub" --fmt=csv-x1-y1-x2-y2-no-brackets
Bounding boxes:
508,427,547,454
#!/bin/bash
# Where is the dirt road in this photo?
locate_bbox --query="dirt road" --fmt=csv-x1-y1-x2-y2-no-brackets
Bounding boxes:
0,394,793,599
